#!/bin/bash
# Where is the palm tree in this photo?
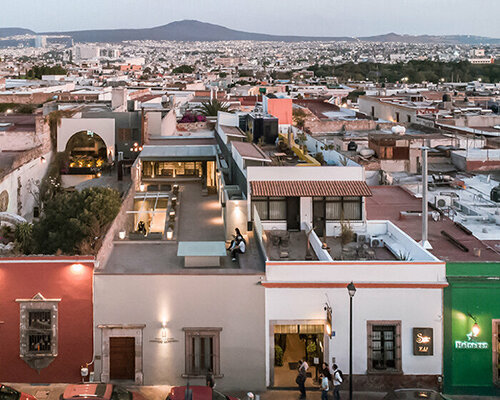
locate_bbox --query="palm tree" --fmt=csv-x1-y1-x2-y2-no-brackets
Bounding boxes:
198,99,231,116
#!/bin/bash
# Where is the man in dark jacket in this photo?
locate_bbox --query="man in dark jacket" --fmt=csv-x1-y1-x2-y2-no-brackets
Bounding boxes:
296,360,307,398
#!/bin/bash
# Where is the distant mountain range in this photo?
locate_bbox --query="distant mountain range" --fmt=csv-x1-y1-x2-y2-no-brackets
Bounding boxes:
1,20,499,45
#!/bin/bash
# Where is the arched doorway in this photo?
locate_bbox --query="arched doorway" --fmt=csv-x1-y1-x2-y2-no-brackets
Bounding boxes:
65,130,108,174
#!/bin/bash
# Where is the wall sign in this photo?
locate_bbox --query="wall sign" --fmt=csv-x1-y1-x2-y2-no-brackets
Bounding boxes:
413,327,433,355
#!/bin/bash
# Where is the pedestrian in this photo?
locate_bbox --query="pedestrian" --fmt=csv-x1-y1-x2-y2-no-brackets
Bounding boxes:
322,362,332,383
296,360,307,399
320,373,329,400
332,364,343,400
206,368,215,388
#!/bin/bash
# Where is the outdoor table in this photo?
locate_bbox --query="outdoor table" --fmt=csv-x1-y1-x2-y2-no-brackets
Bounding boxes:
177,241,227,267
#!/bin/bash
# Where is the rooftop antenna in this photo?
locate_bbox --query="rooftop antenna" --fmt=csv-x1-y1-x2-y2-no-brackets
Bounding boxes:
420,146,432,250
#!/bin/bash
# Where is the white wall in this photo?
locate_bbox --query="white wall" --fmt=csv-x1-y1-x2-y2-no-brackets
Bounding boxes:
94,274,266,391
58,118,115,160
265,286,443,385
247,166,364,183
300,197,312,229
0,151,52,220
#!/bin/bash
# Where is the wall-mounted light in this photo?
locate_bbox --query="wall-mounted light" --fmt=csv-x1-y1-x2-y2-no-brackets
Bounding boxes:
139,184,145,192
472,323,480,337
161,321,168,343
70,263,84,274
166,228,173,240
41,156,47,164
118,231,126,240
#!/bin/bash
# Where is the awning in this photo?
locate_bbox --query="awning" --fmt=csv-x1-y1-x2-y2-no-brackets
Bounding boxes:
250,180,372,197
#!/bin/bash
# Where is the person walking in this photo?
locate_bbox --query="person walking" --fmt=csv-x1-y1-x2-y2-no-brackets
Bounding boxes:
296,360,307,399
320,373,329,400
332,364,343,400
206,368,215,388
322,362,332,383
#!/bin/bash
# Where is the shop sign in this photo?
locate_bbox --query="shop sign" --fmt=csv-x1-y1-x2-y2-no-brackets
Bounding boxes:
455,331,488,350
413,327,433,355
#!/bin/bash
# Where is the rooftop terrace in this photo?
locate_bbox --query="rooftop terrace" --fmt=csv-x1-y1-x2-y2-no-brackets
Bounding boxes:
99,182,265,275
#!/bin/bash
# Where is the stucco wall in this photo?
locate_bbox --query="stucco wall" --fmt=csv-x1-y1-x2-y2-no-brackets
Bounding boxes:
93,274,266,391
58,118,115,159
0,257,94,382
265,287,443,385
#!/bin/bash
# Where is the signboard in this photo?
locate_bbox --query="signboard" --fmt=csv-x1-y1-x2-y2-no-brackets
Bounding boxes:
413,327,433,355
454,330,488,350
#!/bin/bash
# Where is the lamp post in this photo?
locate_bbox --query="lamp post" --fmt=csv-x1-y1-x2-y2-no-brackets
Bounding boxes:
347,281,356,400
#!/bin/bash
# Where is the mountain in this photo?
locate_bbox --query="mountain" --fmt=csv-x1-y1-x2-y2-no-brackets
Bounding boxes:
41,20,354,43
1,20,499,44
359,32,500,45
0,27,35,37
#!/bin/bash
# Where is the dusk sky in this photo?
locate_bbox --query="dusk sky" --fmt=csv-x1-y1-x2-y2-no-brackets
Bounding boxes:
2,0,500,38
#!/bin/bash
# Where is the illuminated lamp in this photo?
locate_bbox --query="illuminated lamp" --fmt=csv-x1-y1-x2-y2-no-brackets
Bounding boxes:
166,229,173,240
139,184,145,192
118,231,126,240
472,323,480,337
41,156,47,164
71,263,84,274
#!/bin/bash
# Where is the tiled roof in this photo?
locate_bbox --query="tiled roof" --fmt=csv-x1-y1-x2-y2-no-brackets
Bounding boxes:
250,180,372,197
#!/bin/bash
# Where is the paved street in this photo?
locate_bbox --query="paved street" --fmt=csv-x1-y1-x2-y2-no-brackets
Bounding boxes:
6,384,499,400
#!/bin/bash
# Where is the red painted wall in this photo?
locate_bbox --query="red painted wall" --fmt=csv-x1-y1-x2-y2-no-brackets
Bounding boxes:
267,98,293,125
0,256,94,382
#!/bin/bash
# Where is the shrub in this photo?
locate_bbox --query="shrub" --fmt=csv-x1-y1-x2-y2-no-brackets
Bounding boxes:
275,345,284,367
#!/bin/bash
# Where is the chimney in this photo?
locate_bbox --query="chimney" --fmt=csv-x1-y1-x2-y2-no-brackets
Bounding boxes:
420,147,433,250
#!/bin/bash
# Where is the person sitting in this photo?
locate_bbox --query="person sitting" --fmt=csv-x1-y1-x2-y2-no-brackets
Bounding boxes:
227,228,243,251
231,236,246,261
137,220,147,235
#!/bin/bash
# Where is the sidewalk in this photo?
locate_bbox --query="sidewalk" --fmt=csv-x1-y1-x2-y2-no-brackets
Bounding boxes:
6,384,499,400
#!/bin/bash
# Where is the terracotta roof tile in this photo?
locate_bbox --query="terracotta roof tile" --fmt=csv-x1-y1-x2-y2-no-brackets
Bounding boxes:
250,180,372,197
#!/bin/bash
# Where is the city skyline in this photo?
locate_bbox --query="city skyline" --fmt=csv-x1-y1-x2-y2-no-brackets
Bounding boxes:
2,0,500,38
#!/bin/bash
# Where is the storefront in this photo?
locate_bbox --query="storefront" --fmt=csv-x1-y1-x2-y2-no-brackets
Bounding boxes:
443,262,500,396
138,145,217,189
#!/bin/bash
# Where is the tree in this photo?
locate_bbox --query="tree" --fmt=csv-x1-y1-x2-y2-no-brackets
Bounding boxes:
293,108,307,129
172,65,194,74
198,99,231,116
32,187,121,255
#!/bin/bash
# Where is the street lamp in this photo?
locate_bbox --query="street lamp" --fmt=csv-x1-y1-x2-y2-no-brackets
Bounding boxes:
347,281,356,400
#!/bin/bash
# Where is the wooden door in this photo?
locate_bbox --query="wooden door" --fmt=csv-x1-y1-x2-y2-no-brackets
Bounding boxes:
110,337,135,380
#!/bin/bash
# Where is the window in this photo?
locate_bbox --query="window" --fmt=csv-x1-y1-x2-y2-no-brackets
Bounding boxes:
367,321,401,373
18,293,59,369
323,197,362,221
252,197,286,220
395,112,400,123
28,310,52,353
407,115,412,123
184,328,221,377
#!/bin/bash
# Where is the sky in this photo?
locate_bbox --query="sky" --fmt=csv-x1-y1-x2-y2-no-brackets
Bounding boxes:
1,0,499,38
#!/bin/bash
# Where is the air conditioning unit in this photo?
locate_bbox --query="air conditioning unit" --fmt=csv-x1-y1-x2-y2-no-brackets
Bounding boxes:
435,195,452,209
370,236,385,248
357,234,369,244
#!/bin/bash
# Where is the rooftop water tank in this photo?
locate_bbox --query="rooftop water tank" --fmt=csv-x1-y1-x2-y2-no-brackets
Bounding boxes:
391,125,406,135
491,185,500,202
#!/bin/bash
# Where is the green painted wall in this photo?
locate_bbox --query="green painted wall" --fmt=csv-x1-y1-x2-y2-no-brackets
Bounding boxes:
444,262,500,396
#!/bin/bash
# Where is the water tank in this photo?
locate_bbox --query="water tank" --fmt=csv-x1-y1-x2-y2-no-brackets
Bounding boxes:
359,148,375,157
391,125,406,135
490,185,500,202
347,141,358,151
442,93,452,102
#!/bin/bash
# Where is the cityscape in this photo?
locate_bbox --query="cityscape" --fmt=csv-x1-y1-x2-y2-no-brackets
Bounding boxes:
0,2,499,400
